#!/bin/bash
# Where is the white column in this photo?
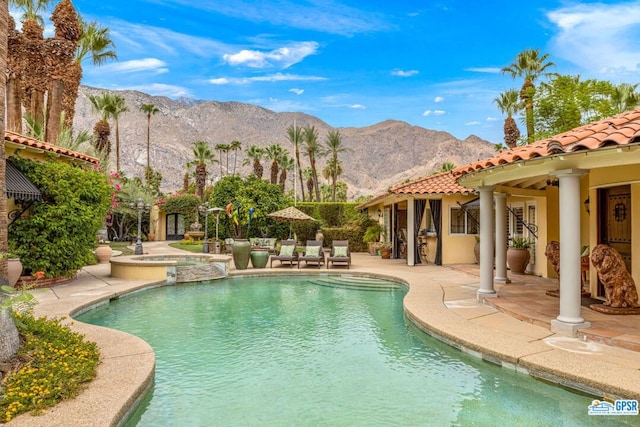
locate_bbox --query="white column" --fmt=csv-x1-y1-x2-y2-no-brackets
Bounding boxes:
494,192,510,283
407,197,416,266
551,169,591,336
478,186,497,298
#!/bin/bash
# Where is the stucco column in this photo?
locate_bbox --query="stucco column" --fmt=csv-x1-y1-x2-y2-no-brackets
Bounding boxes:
478,186,497,298
551,169,591,336
407,197,416,266
494,192,510,284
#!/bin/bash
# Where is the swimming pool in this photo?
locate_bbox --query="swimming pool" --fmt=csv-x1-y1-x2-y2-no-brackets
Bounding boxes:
76,275,633,426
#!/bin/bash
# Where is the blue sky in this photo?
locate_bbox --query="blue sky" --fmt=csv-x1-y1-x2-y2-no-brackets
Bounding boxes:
16,0,640,143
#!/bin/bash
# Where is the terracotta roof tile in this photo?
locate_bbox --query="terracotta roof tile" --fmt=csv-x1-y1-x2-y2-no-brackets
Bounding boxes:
390,171,474,195
454,108,640,177
4,130,99,164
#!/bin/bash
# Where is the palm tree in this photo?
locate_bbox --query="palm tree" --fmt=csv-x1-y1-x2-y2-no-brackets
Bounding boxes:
243,145,265,179
610,83,640,114
1,0,21,364
229,140,242,175
303,125,322,202
303,167,315,201
87,92,112,155
324,130,350,202
140,103,159,169
214,143,230,177
265,143,284,184
494,89,522,149
107,94,128,172
287,124,306,202
189,140,215,200
279,153,295,192
501,49,555,143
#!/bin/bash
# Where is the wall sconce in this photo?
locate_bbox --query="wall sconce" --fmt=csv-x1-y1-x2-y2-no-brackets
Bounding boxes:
583,197,590,215
546,178,559,187
377,209,382,219
614,202,626,222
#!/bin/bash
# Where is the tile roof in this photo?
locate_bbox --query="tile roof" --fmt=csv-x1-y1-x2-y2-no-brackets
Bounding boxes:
453,108,640,177
4,130,99,164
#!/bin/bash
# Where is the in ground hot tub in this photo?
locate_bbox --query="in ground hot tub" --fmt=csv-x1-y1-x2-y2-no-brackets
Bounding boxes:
110,254,231,284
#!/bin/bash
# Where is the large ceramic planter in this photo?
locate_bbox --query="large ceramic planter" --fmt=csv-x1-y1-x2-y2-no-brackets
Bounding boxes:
95,245,113,264
507,248,530,274
380,247,392,259
250,249,270,269
232,239,251,270
8,258,23,287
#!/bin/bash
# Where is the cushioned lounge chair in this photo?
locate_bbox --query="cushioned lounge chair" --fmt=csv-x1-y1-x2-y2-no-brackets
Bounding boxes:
270,239,298,268
327,240,351,269
298,240,325,269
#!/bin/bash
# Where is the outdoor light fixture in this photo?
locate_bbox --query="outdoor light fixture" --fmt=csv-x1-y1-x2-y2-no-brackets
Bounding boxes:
583,197,590,215
546,178,559,187
130,199,151,255
211,207,224,253
199,202,211,253
377,209,382,219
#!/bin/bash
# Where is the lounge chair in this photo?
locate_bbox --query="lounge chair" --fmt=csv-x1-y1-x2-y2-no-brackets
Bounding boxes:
327,240,351,269
270,239,299,268
298,240,325,269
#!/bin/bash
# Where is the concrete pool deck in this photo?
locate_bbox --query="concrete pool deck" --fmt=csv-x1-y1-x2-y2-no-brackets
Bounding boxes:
7,241,640,426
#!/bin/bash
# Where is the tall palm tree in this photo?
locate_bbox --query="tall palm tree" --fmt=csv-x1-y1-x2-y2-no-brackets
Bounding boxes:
279,153,295,192
302,125,321,202
243,145,265,179
501,49,555,143
610,83,640,114
324,130,350,202
303,167,314,201
265,143,284,184
287,124,306,202
494,89,522,149
1,0,21,364
107,94,128,172
87,92,112,155
229,140,242,175
189,140,215,200
140,103,159,169
214,143,230,177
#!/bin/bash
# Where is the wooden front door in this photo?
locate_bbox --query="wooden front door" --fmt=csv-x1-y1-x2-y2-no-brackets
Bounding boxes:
166,213,186,240
597,185,632,297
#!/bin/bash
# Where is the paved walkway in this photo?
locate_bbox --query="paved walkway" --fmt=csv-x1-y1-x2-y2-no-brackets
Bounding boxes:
8,242,640,426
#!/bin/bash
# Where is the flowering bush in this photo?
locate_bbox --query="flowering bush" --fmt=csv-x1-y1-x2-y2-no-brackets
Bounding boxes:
0,314,100,422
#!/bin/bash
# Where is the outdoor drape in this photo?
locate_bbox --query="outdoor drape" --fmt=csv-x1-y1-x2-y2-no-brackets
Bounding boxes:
429,199,442,265
413,199,426,264
393,204,400,258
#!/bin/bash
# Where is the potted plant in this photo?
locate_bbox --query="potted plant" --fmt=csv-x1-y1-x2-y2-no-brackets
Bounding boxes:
379,242,393,259
363,224,384,256
507,236,531,274
473,235,480,264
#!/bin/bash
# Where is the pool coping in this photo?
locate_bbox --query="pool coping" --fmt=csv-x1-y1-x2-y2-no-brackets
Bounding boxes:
7,252,640,426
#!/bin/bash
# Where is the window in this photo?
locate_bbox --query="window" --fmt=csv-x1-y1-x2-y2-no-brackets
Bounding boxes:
449,206,479,235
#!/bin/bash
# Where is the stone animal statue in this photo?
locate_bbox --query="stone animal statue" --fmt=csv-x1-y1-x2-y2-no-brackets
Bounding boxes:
545,240,561,279
590,244,639,308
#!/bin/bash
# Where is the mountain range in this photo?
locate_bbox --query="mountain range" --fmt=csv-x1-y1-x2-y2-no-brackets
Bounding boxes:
72,86,497,200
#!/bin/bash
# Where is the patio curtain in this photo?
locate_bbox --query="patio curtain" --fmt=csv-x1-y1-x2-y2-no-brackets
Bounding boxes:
393,204,400,258
413,199,426,264
429,199,443,265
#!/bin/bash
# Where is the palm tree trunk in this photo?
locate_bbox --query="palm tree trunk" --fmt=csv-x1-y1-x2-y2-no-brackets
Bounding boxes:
310,156,321,201
295,149,306,202
0,0,21,363
146,116,151,169
46,79,65,144
115,117,120,172
6,76,22,133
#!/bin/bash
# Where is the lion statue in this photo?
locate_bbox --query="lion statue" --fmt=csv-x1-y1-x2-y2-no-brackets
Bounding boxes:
590,244,639,308
545,240,561,279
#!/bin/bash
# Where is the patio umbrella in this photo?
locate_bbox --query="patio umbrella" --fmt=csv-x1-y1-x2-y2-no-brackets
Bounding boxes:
267,206,316,238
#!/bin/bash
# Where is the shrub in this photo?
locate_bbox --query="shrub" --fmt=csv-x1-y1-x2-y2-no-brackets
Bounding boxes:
8,158,112,277
0,313,100,422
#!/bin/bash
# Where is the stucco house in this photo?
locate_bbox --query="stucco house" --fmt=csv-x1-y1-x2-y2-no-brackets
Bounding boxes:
454,108,640,336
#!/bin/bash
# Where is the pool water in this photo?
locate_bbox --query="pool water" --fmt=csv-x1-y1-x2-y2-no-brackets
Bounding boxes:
76,276,633,426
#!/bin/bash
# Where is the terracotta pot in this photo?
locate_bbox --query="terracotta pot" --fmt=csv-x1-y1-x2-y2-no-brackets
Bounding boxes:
147,232,156,242
380,247,392,259
95,245,113,264
8,258,23,287
232,239,251,270
507,247,530,274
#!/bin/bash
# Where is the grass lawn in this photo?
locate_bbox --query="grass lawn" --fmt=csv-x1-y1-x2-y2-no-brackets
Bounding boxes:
168,242,205,253
107,241,135,256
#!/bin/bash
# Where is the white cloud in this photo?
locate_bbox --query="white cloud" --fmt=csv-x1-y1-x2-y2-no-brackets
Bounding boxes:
392,69,419,77
208,73,326,85
465,121,481,126
434,96,444,103
422,110,445,116
349,104,366,109
486,117,499,122
120,83,192,98
101,58,169,74
547,3,640,75
465,67,501,73
223,41,319,69
290,88,304,95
